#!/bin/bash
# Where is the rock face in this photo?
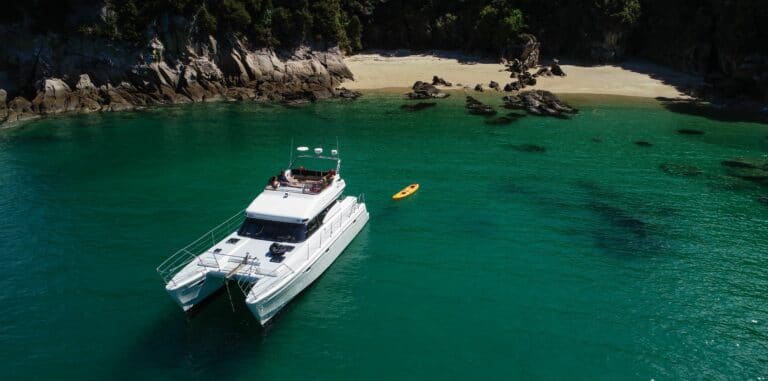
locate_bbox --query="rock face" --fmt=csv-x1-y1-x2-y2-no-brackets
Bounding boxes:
0,21,354,127
407,81,449,99
503,34,540,71
502,90,577,117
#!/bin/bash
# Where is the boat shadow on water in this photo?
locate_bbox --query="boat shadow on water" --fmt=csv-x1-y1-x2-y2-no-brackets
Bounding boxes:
113,225,373,379
111,291,269,379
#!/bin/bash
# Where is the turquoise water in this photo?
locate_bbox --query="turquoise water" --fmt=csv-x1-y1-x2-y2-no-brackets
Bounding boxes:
1,93,767,380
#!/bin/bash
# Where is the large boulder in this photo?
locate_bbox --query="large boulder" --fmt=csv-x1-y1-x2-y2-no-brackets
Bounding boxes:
407,81,449,99
550,59,567,76
31,78,73,114
432,76,452,86
5,96,38,123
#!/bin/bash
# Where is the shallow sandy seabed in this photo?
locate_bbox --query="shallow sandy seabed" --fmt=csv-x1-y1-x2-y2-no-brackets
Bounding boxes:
342,51,702,99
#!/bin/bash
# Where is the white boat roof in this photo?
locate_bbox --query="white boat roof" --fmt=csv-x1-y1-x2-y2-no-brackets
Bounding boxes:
246,180,344,224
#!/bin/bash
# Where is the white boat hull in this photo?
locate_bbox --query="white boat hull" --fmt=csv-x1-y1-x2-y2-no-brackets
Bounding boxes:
247,205,369,325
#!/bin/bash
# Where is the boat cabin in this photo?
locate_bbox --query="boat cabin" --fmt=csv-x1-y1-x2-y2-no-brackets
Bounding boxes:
245,146,344,243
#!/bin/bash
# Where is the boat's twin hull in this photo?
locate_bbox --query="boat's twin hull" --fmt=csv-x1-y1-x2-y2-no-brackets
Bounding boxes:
247,208,369,324
164,205,369,325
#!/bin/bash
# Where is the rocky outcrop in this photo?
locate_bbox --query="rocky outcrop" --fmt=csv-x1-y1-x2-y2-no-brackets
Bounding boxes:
466,96,496,116
503,90,577,117
0,21,354,127
5,96,37,123
503,34,540,71
432,76,452,86
407,81,449,99
550,59,566,76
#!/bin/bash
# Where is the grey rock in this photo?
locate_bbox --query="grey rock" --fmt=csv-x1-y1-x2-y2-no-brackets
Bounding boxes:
407,81,449,99
432,76,452,86
5,96,38,123
76,74,97,90
466,96,496,116
503,90,577,117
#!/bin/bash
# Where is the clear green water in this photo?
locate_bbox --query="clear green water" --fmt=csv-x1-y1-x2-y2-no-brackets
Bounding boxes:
1,93,767,380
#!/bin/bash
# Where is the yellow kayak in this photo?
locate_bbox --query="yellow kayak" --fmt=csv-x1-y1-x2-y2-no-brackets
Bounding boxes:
392,183,420,200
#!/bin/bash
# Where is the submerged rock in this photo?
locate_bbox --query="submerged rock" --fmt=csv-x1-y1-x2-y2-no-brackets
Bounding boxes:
401,102,437,111
677,128,705,135
757,196,768,206
725,167,768,181
659,163,703,177
466,96,496,116
721,157,768,184
484,116,518,125
634,141,653,147
503,90,577,117
510,144,546,153
721,158,768,169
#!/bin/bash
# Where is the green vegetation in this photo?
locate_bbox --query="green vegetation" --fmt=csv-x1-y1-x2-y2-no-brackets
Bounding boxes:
2,0,768,80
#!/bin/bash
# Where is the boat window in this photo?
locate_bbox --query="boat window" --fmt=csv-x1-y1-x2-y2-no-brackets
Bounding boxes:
237,218,307,243
306,201,338,237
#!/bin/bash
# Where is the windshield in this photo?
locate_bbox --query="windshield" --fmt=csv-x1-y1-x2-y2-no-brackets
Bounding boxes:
237,218,307,243
291,156,338,173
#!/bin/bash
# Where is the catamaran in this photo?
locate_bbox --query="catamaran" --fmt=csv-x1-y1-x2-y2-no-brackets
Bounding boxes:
157,146,369,325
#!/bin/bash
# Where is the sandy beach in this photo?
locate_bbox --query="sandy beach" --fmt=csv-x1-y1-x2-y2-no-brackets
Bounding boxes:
342,51,701,99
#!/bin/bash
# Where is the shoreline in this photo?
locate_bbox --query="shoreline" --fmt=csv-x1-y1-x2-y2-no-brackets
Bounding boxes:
342,51,702,99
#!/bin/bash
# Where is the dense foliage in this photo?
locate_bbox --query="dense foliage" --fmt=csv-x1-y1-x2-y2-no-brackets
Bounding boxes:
3,0,768,78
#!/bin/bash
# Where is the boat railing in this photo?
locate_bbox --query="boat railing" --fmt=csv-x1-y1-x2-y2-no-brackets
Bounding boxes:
157,209,246,285
306,193,365,254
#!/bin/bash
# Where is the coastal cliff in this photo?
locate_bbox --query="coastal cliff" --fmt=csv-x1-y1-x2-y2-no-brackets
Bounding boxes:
2,0,767,128
0,17,352,126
